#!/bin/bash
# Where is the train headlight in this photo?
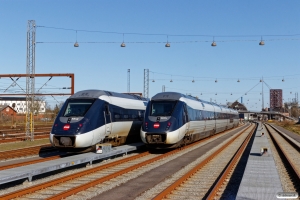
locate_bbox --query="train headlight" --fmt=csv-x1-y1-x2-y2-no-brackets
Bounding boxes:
165,122,171,130
76,123,83,133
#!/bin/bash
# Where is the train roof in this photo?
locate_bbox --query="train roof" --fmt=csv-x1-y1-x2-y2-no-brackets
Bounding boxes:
69,90,148,101
151,92,212,104
151,92,237,112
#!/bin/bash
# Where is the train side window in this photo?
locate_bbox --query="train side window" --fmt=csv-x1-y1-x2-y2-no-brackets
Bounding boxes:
105,104,109,115
182,105,186,123
183,104,189,123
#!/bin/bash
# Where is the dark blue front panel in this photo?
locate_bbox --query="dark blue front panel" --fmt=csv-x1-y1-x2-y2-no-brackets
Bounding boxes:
142,100,186,133
52,99,106,135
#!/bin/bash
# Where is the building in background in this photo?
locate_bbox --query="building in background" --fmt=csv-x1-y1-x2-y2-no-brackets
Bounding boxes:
0,97,45,114
270,89,282,111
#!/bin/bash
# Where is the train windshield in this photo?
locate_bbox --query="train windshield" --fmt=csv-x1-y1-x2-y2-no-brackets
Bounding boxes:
150,101,177,116
63,99,95,117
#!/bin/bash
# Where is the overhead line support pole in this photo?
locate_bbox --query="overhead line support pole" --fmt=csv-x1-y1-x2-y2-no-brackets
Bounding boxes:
26,20,36,141
144,69,149,98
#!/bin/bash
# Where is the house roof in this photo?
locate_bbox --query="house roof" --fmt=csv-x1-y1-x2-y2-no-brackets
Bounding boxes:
0,105,17,113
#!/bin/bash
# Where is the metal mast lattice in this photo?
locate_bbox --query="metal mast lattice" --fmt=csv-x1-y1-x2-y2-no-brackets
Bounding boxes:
144,69,149,98
26,20,36,141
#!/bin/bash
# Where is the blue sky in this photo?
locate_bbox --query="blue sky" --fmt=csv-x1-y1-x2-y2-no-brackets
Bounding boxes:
0,1,299,111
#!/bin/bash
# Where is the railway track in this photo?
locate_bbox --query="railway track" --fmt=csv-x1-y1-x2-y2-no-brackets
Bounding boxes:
0,144,55,161
265,123,300,195
0,124,252,200
0,127,51,143
151,124,256,199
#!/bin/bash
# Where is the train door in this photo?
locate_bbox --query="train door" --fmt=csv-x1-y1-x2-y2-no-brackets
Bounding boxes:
213,106,217,135
104,103,112,135
183,104,189,134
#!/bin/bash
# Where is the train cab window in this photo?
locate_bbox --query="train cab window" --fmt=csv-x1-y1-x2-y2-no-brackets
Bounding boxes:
150,101,177,116
63,99,95,117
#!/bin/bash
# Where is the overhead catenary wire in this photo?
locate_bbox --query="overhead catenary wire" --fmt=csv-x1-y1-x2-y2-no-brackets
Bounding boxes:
37,25,300,37
36,25,300,45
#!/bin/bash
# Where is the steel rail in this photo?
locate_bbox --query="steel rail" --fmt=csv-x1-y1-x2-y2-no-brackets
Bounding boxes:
0,125,248,199
1,128,51,136
267,124,300,152
207,124,256,199
265,124,300,180
46,125,249,200
0,151,150,200
153,124,253,200
46,126,250,200
0,134,49,144
0,144,54,160
44,137,209,199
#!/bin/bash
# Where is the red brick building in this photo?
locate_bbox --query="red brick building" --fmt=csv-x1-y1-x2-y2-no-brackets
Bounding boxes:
0,105,17,124
270,89,283,111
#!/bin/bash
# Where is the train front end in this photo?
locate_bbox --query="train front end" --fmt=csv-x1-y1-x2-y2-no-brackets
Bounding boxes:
50,97,104,151
140,98,187,148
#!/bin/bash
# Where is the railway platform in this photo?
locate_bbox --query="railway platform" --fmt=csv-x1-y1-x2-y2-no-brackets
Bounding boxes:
236,122,283,199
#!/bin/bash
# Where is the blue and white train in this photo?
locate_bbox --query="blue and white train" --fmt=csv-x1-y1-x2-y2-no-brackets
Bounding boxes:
50,90,148,151
140,92,239,148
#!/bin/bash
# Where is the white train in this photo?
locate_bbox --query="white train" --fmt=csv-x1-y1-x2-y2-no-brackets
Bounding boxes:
50,90,148,151
140,92,239,148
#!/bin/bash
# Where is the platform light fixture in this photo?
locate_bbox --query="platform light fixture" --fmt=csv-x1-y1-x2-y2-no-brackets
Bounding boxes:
215,79,218,83
120,33,126,47
192,77,195,83
165,35,170,47
237,79,240,82
282,77,285,82
74,30,79,47
259,36,265,46
211,37,217,47
152,72,155,82
170,75,173,82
